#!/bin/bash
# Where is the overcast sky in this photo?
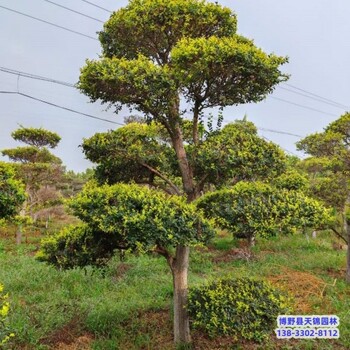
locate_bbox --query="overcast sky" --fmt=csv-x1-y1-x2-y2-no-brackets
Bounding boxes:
0,0,349,172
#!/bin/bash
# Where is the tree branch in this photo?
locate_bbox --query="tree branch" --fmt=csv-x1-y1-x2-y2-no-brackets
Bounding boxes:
195,173,209,195
331,227,348,244
192,100,201,145
140,162,181,195
153,245,174,270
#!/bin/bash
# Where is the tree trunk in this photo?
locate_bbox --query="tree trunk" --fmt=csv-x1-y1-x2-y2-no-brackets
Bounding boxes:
16,224,22,245
167,104,196,344
344,215,350,283
346,231,350,283
16,204,26,245
45,214,51,229
171,245,191,344
171,124,196,201
247,235,255,248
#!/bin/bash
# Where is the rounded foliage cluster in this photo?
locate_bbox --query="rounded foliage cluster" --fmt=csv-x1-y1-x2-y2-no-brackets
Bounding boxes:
81,122,176,186
190,122,287,186
273,170,308,191
187,277,292,342
196,181,331,242
69,182,214,249
36,224,117,269
11,126,61,148
99,0,237,61
37,182,215,268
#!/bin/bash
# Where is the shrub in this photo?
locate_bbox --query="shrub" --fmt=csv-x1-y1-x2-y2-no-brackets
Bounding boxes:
0,283,14,346
187,277,292,342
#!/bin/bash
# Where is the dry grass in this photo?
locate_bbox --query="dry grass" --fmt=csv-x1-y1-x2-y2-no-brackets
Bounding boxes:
267,266,336,313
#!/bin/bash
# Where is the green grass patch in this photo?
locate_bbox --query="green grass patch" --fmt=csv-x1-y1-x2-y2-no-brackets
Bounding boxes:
0,230,349,349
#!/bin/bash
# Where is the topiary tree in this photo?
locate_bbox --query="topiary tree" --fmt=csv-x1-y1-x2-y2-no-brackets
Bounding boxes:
196,181,330,247
40,121,287,345
58,0,287,343
2,126,63,242
296,112,350,282
0,162,26,221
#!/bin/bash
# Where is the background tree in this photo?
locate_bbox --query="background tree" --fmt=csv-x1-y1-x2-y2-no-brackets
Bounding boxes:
0,162,25,221
2,126,63,242
296,112,350,282
58,169,94,198
72,0,288,344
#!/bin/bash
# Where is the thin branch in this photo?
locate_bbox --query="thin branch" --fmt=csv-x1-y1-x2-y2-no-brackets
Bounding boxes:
152,182,177,195
108,144,180,195
331,227,348,244
195,173,209,194
202,79,212,102
140,161,181,195
153,245,174,269
192,100,201,145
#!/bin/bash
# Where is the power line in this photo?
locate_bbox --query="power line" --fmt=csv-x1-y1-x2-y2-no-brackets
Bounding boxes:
0,66,341,135
283,83,350,110
0,91,123,126
270,96,338,117
251,127,302,138
0,88,304,140
261,135,300,157
278,86,349,110
1,90,301,157
0,5,99,41
0,67,75,88
43,0,104,23
0,66,344,120
221,119,303,138
197,113,304,139
79,0,112,14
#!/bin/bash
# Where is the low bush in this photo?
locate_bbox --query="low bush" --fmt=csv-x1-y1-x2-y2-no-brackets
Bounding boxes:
0,283,14,346
187,277,292,342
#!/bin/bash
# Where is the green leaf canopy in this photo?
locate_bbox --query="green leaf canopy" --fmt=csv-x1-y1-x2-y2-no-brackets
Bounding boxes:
81,120,287,191
196,181,330,242
78,0,288,122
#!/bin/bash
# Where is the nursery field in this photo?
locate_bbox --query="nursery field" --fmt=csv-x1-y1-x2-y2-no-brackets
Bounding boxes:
0,230,349,350
1,1,350,349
